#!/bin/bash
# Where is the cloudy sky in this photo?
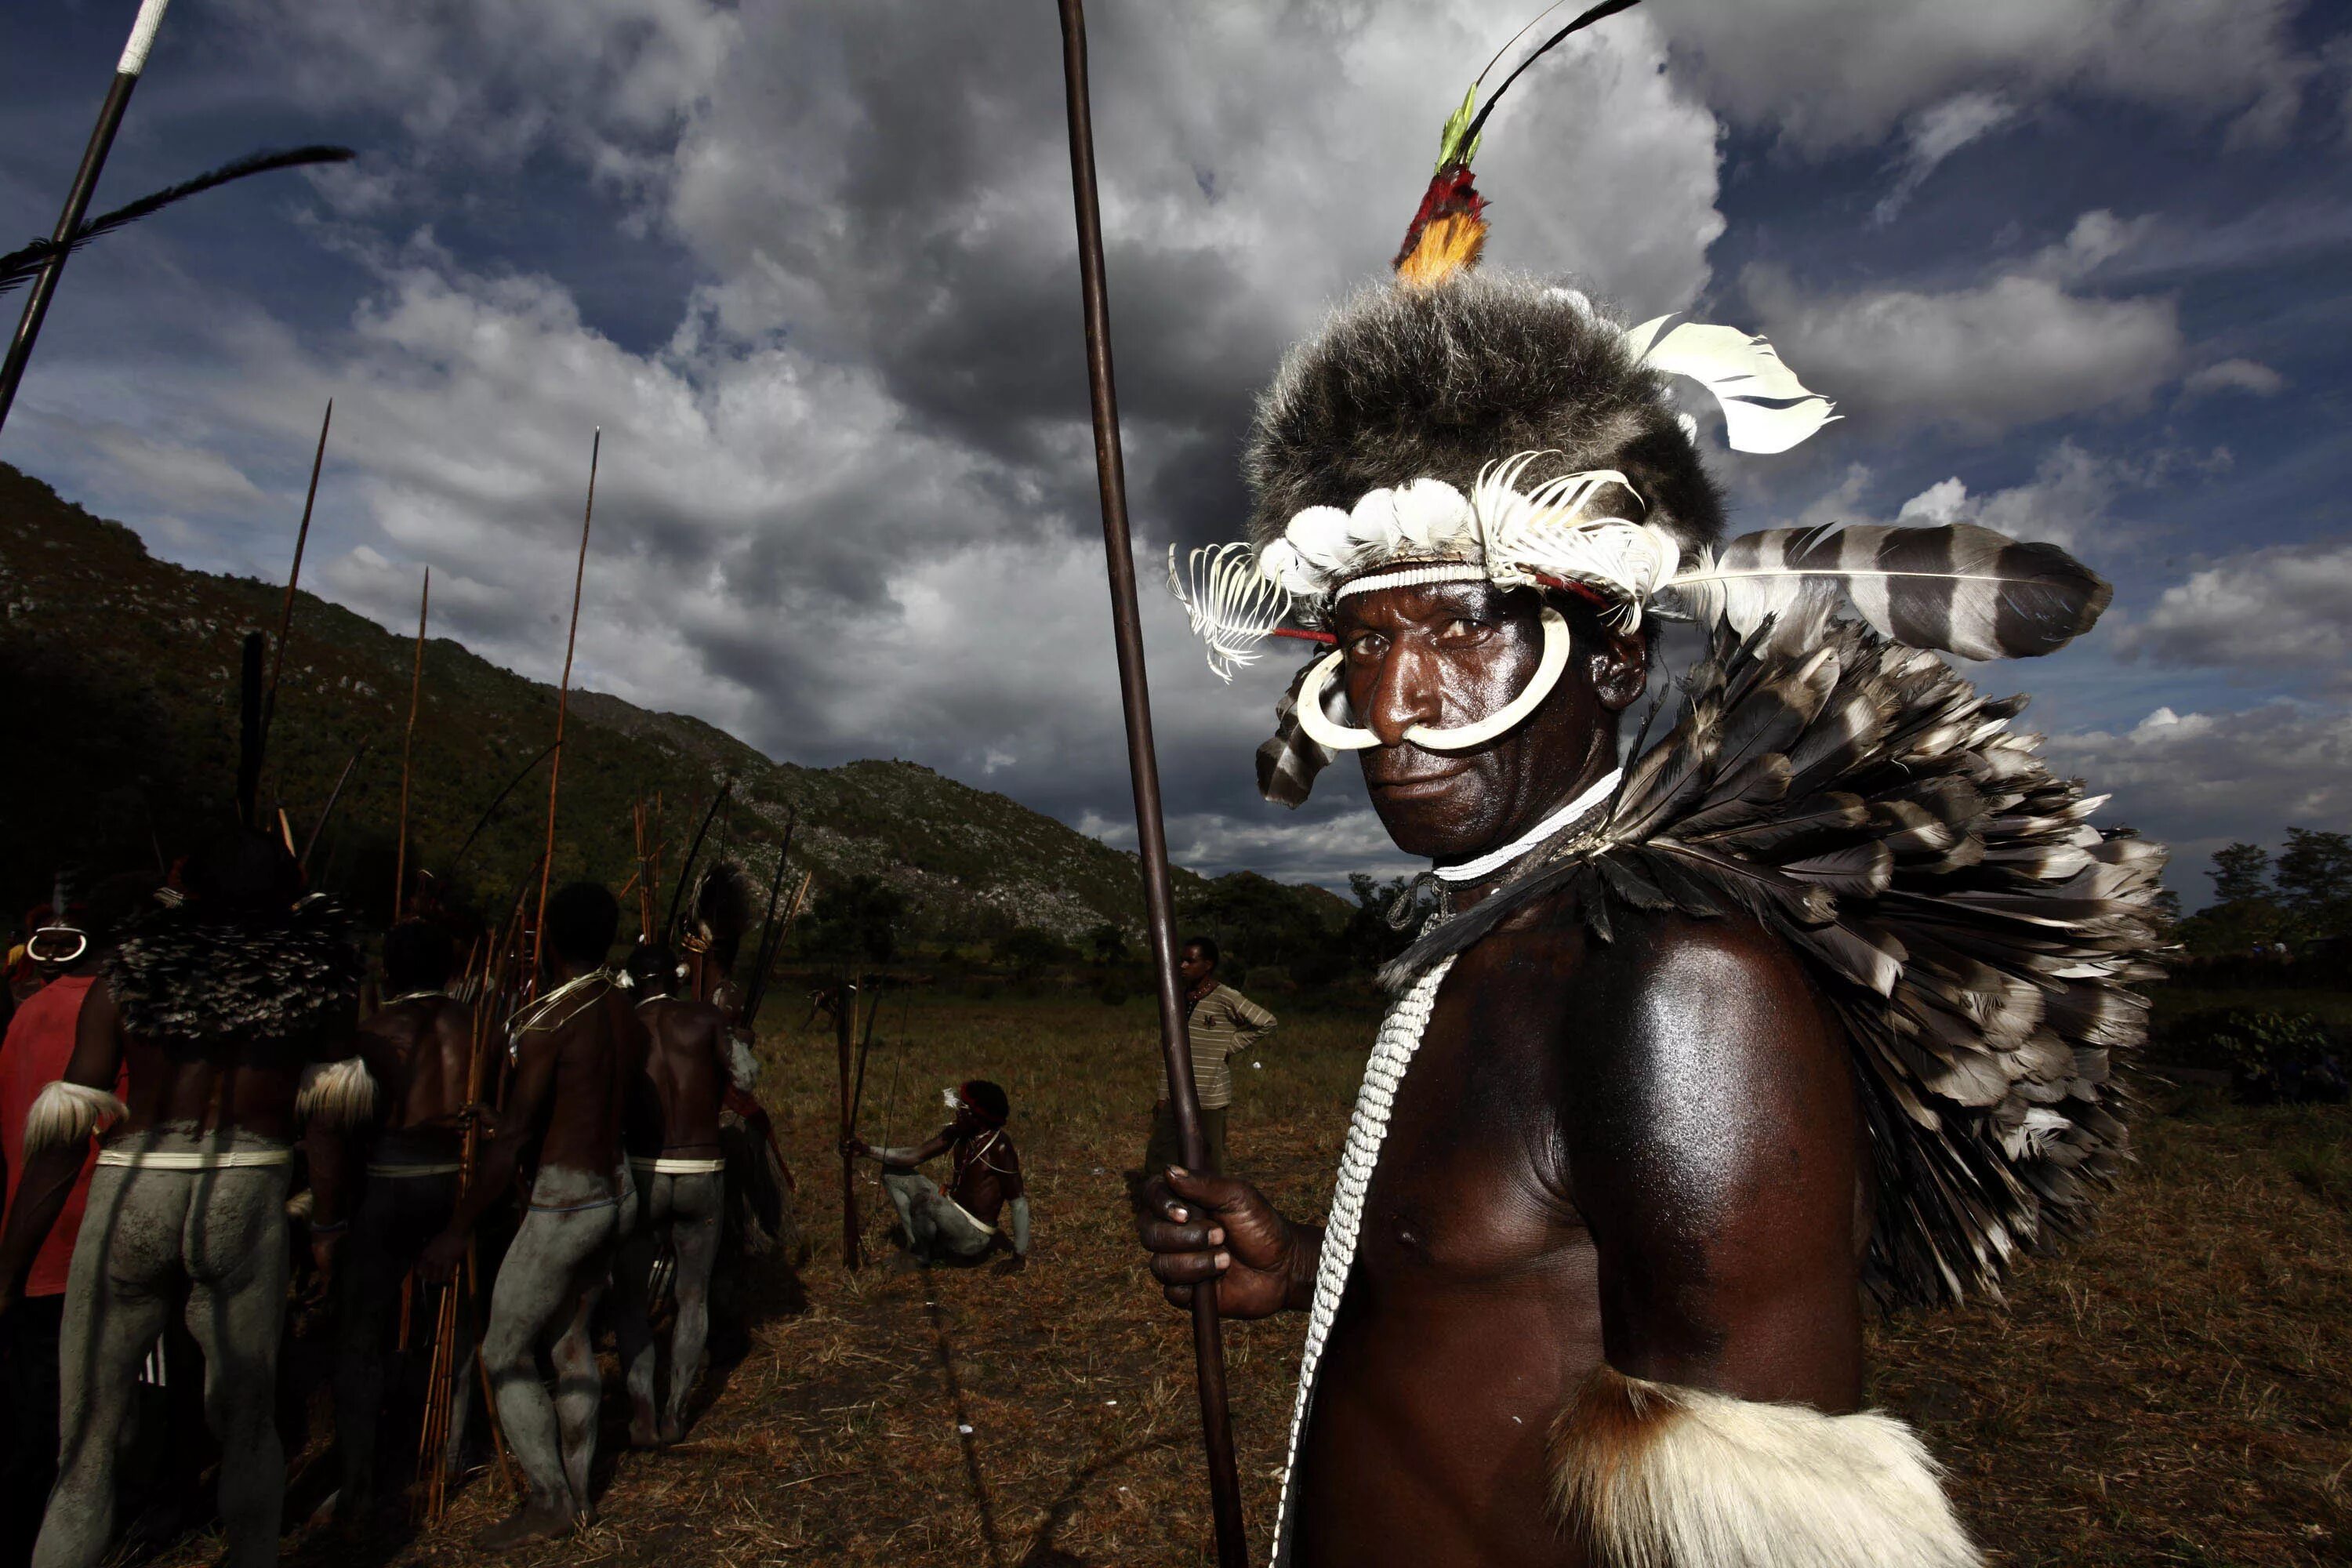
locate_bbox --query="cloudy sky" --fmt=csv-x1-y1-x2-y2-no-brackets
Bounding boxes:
4,0,2347,902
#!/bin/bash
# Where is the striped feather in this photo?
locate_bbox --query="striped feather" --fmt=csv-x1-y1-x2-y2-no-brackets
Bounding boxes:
1668,523,2112,661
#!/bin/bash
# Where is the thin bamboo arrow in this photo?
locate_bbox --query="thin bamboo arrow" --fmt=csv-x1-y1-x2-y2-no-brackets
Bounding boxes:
528,429,599,986
261,399,333,755
448,739,559,875
1054,3,1245,1560
298,742,368,871
393,566,430,920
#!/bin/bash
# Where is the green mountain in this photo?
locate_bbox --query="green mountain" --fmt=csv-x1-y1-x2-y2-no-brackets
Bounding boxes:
0,462,1346,950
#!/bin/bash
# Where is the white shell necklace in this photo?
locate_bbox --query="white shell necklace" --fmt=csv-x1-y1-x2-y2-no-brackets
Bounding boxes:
1270,952,1457,1561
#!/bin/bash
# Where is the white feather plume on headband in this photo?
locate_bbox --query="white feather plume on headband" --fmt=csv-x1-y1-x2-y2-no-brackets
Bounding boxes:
1471,456,1682,625
1168,542,1296,683
1622,314,1840,455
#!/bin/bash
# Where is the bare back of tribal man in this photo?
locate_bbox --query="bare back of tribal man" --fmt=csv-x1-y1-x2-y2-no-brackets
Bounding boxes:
310,917,477,1527
612,942,754,1447
0,829,365,1568
421,882,646,1548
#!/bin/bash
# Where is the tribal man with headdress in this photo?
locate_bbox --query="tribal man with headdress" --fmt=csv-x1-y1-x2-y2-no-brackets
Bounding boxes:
0,827,367,1568
1137,8,2164,1565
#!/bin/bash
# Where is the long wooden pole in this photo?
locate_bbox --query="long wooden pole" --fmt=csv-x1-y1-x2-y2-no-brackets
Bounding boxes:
394,567,430,920
837,978,860,1272
1053,4,1245,1560
261,398,333,752
0,0,173,436
529,429,600,985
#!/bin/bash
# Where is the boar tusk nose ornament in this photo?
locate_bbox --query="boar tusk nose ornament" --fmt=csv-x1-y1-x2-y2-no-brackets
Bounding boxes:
1293,606,1571,752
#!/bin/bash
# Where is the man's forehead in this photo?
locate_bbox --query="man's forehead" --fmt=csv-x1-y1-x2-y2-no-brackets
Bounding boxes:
1331,579,1522,628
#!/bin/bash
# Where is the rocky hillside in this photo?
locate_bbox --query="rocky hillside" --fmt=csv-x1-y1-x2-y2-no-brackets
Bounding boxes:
0,463,1343,946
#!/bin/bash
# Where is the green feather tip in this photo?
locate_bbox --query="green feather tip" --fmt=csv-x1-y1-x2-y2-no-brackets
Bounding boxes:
1435,85,1482,171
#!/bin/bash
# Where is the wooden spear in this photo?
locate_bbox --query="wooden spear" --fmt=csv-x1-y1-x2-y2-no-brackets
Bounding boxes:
394,567,430,920
261,399,333,753
836,977,861,1271
1053,3,1246,1559
0,0,173,434
528,430,600,986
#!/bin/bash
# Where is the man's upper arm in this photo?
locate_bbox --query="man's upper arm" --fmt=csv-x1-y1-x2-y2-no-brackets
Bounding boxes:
66,978,124,1089
1561,916,1864,1411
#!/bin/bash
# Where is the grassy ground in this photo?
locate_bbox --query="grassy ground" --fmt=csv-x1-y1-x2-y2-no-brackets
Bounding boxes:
162,989,2348,1567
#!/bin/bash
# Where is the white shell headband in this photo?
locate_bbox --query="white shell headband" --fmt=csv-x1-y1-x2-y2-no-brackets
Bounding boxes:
1170,312,1838,683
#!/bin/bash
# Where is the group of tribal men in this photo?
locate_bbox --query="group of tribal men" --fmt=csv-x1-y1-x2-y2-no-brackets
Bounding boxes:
0,837,989,1563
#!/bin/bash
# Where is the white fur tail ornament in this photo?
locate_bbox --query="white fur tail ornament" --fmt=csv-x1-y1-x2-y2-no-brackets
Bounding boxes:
295,1055,378,1131
24,1080,129,1154
1167,542,1296,682
1624,315,1838,455
1552,1367,1980,1568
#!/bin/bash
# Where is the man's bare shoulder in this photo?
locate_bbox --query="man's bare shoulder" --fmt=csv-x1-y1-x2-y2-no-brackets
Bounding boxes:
1558,907,1849,1155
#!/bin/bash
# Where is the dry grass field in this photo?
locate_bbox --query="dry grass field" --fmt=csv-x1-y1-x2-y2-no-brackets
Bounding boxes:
151,988,2348,1568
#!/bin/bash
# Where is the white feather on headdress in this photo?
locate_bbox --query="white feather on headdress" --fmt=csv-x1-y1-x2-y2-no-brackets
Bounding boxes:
1167,543,1297,683
1622,315,1839,456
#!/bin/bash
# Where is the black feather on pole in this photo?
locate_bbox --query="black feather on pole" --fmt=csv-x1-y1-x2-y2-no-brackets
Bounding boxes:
0,146,356,296
664,778,733,940
1457,0,1645,150
1667,523,2114,662
236,631,267,829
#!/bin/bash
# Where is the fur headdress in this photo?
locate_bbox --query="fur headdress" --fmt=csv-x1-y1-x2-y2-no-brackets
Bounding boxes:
1169,12,1844,688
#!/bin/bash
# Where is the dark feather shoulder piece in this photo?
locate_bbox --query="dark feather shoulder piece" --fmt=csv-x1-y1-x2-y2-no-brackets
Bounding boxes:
105,898,363,1048
1385,621,2166,1310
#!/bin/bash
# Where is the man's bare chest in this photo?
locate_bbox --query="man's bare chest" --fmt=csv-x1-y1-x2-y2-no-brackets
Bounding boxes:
1348,946,1592,1288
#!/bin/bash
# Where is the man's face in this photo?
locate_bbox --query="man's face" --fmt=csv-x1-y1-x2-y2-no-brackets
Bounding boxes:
1178,944,1214,988
1332,580,1642,862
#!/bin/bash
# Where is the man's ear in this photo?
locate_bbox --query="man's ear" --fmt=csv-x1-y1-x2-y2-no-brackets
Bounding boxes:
1588,626,1649,713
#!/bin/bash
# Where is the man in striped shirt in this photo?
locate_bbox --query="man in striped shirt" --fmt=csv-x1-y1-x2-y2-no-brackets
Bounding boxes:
1144,937,1275,1178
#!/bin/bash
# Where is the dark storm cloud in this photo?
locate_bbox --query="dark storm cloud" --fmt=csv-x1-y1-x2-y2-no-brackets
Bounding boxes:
3,0,2347,895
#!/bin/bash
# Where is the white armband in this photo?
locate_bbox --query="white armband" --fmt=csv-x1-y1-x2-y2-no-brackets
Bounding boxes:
1550,1365,1978,1568
295,1056,378,1131
24,1080,128,1155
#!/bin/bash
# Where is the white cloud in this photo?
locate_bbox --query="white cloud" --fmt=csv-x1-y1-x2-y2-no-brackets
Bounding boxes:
22,0,1733,845
1657,0,2316,151
2115,542,2352,678
1895,438,2123,552
1746,260,2181,438
2026,210,2165,282
2180,358,2287,399
2042,699,2352,877
1872,91,2017,225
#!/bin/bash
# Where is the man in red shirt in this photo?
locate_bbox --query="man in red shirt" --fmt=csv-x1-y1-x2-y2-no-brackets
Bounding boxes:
0,885,130,1568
